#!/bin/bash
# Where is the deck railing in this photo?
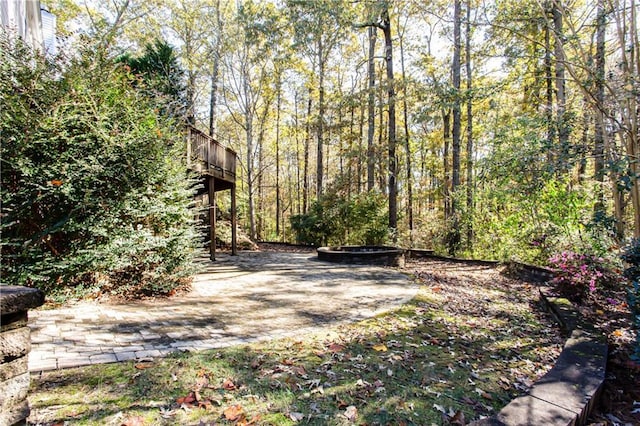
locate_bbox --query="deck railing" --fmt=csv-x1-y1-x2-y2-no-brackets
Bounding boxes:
187,126,236,181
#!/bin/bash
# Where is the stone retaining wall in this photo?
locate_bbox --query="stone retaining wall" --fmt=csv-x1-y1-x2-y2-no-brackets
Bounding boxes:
0,286,44,426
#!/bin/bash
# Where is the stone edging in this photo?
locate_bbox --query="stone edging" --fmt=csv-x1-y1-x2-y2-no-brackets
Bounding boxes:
404,253,607,424
405,250,500,266
1,286,45,426
471,290,607,426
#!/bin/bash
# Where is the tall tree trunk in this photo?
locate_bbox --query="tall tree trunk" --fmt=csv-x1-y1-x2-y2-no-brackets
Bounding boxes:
317,42,325,199
594,0,606,216
275,76,282,239
246,116,256,240
449,0,462,255
358,81,365,194
257,126,264,240
294,91,302,215
208,0,221,137
544,1,554,160
398,14,413,245
443,109,451,219
553,1,568,172
377,67,386,192
303,92,312,213
381,7,397,238
465,0,473,249
367,25,377,192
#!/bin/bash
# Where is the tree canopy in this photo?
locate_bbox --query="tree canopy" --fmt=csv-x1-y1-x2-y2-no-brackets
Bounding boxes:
5,0,640,276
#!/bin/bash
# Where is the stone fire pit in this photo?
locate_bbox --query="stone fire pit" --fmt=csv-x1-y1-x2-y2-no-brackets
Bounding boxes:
317,245,405,267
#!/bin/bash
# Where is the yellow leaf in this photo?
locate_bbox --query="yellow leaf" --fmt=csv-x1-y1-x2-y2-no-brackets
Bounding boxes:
224,404,244,421
596,309,604,315
373,344,388,352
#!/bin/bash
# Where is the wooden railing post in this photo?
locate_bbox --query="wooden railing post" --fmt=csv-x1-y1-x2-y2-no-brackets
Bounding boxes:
209,177,216,261
231,183,237,256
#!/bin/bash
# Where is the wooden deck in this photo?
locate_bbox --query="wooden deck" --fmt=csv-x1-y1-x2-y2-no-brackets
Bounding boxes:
187,126,237,192
187,126,237,258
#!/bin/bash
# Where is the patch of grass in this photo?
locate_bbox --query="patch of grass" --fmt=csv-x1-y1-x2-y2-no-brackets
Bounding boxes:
29,260,563,425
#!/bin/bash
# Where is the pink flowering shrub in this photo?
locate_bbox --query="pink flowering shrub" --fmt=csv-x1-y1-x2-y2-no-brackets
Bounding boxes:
548,251,621,301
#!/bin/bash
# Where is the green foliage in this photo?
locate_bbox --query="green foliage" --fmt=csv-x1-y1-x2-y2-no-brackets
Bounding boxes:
0,36,200,298
621,240,640,362
471,115,614,263
291,191,389,246
117,39,187,120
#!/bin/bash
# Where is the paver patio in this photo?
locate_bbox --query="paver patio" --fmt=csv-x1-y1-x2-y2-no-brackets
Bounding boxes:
28,251,417,372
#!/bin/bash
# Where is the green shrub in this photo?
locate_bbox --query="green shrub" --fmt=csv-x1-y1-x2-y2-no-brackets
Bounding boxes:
0,36,200,298
290,191,389,246
621,240,640,362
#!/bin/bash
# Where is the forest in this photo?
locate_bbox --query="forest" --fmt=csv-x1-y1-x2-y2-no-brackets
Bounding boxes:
42,0,639,263
2,0,640,294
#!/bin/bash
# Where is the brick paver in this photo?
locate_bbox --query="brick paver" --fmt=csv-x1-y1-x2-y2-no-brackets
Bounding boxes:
28,251,417,371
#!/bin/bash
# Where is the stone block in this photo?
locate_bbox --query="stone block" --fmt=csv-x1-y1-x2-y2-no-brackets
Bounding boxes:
0,312,28,333
0,398,29,426
0,357,27,382
0,286,44,316
494,395,577,425
0,372,30,411
0,328,30,362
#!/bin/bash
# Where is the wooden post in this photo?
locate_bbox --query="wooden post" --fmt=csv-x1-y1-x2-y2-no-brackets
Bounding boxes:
231,183,237,255
209,176,216,261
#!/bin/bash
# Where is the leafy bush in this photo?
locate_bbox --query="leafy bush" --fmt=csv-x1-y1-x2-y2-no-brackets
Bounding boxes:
548,251,621,301
0,36,201,298
291,191,388,246
621,239,640,362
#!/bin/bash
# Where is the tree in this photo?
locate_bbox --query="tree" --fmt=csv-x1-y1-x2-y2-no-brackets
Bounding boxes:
465,0,474,248
359,0,397,239
367,25,377,192
449,0,462,255
0,36,199,296
287,0,351,199
118,39,187,120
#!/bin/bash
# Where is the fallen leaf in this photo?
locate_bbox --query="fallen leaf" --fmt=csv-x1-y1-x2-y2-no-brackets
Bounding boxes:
328,343,345,353
433,403,446,414
224,404,245,421
373,343,388,352
51,179,63,186
120,415,145,426
222,378,237,390
159,407,176,419
176,392,196,405
450,410,466,425
134,362,154,370
475,387,492,399
289,412,304,421
292,365,307,376
344,405,358,422
336,399,349,409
